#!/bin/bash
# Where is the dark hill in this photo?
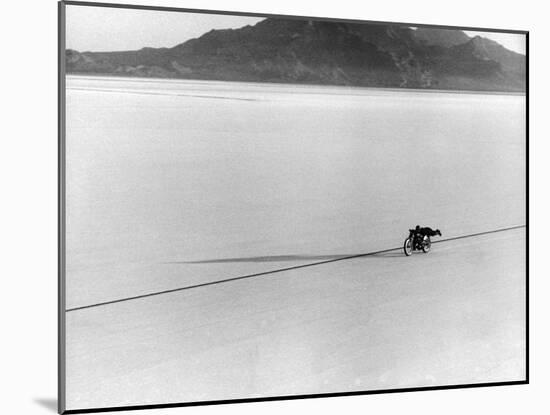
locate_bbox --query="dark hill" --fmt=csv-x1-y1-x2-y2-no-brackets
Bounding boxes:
66,18,525,92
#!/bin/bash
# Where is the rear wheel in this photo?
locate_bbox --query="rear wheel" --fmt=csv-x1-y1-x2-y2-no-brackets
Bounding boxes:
421,236,431,253
404,237,413,256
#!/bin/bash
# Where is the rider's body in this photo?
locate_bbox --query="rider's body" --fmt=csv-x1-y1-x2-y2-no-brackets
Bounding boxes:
413,225,442,245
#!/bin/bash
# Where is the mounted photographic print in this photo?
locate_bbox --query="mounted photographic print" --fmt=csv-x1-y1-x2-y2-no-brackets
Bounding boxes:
58,1,528,413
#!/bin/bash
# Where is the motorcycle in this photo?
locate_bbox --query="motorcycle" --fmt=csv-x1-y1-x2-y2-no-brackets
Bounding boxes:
403,229,431,256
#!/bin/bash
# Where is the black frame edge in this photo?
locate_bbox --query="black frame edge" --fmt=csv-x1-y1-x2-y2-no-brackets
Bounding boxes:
525,30,530,385
58,1,67,414
63,381,528,414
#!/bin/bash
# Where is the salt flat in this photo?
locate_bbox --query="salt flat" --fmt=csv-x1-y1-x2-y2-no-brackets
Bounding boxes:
64,76,526,410
65,227,526,410
65,76,526,310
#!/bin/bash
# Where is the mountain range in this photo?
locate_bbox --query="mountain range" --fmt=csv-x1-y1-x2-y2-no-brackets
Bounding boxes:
66,18,526,92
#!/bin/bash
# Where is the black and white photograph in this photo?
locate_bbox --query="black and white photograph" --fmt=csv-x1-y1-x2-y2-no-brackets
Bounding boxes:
59,1,527,413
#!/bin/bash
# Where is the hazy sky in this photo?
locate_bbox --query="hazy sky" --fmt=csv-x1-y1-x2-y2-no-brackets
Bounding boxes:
464,31,525,54
66,5,263,52
66,4,526,54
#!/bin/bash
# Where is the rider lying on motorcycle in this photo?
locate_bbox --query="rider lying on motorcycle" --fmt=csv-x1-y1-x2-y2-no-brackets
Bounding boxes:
413,225,442,245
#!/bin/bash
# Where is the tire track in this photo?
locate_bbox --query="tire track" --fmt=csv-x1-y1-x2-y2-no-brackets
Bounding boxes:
66,224,525,312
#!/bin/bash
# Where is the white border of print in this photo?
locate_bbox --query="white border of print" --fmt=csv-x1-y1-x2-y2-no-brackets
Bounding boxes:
1,1,545,415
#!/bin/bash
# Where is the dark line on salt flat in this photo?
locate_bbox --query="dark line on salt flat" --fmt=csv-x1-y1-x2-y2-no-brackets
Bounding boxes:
169,254,360,264
66,224,525,313
67,87,260,101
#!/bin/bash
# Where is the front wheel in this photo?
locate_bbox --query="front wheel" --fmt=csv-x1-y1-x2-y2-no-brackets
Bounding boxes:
403,237,413,256
421,236,431,253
